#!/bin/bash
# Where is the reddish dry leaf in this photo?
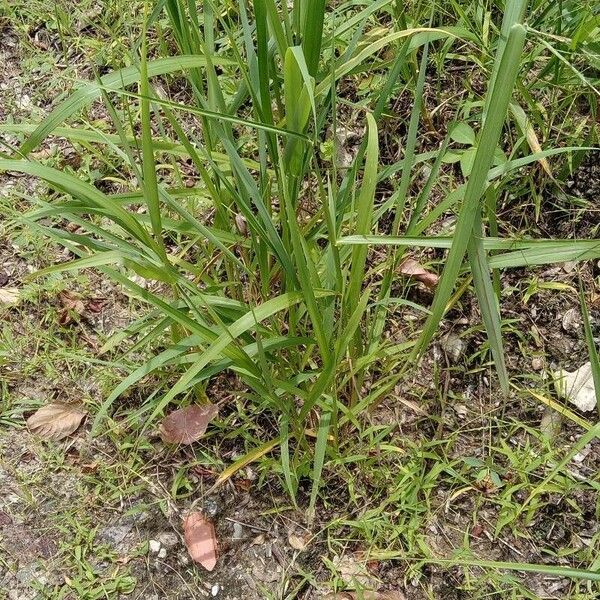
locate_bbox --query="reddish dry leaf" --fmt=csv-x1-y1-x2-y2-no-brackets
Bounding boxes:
183,512,218,571
58,291,86,325
86,298,106,313
159,404,218,445
26,403,87,440
399,258,439,289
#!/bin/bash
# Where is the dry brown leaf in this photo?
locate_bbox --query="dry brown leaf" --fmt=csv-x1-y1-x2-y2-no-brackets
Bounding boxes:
159,404,219,445
0,287,20,306
86,298,106,314
26,403,87,440
399,258,438,289
183,512,218,571
58,290,86,325
288,533,308,551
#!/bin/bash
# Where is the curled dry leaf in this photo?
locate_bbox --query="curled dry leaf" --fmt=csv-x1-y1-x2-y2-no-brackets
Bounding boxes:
288,533,308,551
159,404,219,445
58,291,86,325
0,287,20,307
183,512,218,571
554,362,597,412
26,402,87,440
399,258,439,289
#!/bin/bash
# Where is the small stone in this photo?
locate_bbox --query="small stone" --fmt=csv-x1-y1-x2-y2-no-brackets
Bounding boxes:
202,497,219,518
232,522,244,540
531,357,544,371
149,539,161,554
157,531,179,549
97,524,133,548
158,547,167,559
211,584,220,597
16,563,47,586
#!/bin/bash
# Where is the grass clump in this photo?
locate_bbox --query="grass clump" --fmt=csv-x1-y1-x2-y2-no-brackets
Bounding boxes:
1,0,600,595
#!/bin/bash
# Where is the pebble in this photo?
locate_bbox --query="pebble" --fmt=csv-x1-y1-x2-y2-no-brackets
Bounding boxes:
97,524,133,547
149,539,161,554
232,522,244,540
157,531,179,549
203,497,219,518
211,584,220,597
531,357,544,371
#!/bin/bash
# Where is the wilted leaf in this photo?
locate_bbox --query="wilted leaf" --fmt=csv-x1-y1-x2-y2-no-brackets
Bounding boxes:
27,403,87,440
399,258,439,289
288,533,308,551
159,404,219,445
86,298,106,313
58,291,86,325
554,362,597,412
234,214,248,236
183,512,218,571
0,287,20,306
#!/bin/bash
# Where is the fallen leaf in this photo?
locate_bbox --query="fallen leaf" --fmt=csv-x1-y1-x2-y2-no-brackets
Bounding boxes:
0,287,20,306
288,533,308,551
540,407,562,439
58,291,86,325
234,213,248,236
30,148,53,160
334,553,374,587
554,362,597,412
159,404,219,445
399,258,439,289
26,403,87,440
234,478,253,492
183,512,218,571
65,222,81,233
86,298,106,313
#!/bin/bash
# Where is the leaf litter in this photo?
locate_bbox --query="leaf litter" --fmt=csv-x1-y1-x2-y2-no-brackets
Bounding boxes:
159,404,219,445
398,258,439,289
26,402,87,440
